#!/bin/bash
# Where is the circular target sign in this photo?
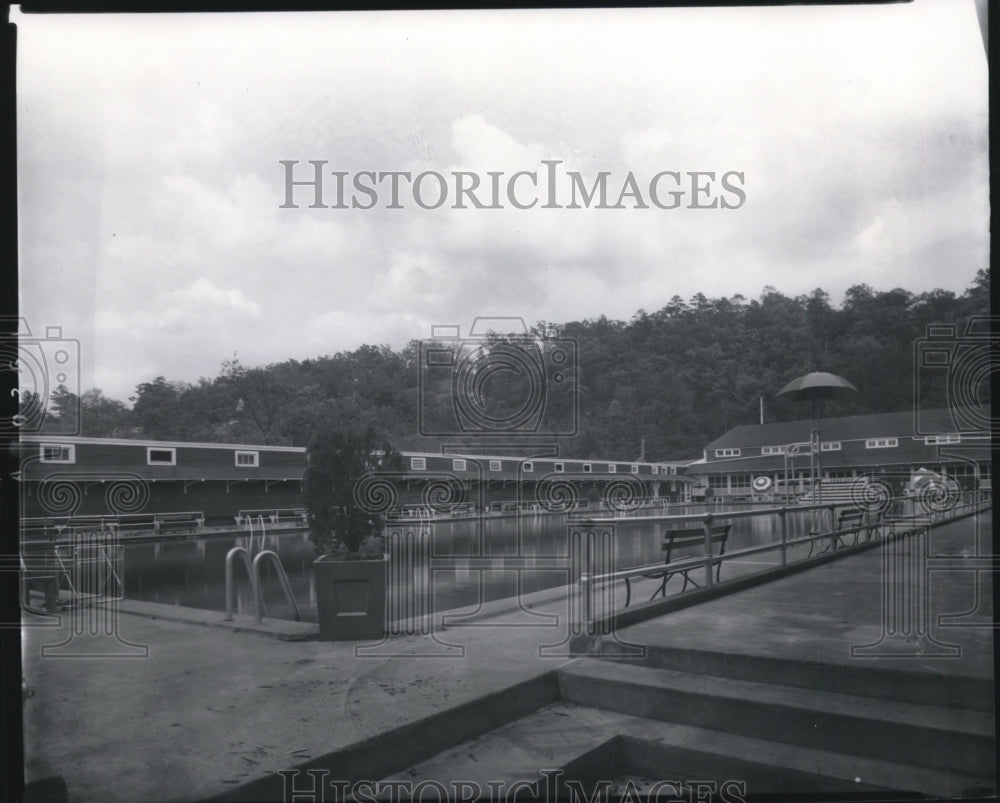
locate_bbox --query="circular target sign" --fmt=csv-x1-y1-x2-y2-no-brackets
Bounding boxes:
752,476,773,492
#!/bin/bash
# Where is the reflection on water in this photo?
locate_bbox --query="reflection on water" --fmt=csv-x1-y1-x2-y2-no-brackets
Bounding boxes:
123,505,823,622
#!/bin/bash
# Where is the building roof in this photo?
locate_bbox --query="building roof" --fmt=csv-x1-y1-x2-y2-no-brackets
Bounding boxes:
19,434,306,453
704,407,989,451
685,441,990,475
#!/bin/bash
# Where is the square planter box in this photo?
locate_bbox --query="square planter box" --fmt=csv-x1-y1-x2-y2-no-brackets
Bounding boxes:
313,554,387,640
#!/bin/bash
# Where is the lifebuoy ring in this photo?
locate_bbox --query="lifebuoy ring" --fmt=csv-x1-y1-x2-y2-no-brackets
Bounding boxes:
752,476,772,492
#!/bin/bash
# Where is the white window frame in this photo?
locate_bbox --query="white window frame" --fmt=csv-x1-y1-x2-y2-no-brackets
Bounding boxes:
865,438,898,449
651,466,659,475
554,462,564,473
715,448,741,458
39,443,75,464
820,441,842,452
489,459,502,472
630,465,640,474
607,464,617,473
147,446,177,466
583,463,592,473
452,458,467,471
761,445,787,455
235,450,259,467
410,457,427,470
522,461,533,473
924,435,961,445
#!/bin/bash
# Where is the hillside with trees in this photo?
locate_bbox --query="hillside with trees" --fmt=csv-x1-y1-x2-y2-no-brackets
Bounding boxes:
32,270,989,461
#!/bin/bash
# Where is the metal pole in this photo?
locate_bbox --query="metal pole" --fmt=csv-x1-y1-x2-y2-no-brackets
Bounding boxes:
703,514,714,588
779,508,788,567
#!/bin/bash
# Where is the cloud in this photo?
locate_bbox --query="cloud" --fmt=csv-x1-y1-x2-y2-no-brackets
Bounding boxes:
13,3,989,402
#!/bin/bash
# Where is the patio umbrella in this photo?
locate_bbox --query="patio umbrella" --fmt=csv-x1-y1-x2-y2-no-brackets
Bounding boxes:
777,371,858,413
777,371,858,505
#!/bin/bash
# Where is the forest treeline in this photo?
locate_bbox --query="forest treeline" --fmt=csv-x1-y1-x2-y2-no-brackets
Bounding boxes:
32,271,989,461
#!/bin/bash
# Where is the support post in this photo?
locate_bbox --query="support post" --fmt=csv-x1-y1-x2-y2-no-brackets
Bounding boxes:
779,508,788,567
702,514,714,588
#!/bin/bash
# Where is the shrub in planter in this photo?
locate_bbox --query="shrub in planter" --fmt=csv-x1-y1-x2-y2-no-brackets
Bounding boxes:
304,426,402,639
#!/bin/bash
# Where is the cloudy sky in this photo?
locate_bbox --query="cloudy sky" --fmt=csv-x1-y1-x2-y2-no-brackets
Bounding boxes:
15,3,989,404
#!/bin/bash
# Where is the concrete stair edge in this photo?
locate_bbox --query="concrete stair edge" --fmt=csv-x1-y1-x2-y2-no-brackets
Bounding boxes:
372,701,995,799
557,659,994,777
589,638,996,712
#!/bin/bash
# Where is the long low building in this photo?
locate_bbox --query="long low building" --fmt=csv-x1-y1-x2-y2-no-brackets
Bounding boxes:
15,435,694,529
17,405,987,526
685,407,991,501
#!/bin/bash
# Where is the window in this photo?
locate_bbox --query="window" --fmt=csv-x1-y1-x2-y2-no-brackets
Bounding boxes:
607,464,617,473
715,448,740,458
761,445,786,455
522,462,533,473
39,443,75,463
866,438,898,449
924,435,961,445
489,460,502,472
630,465,639,474
731,474,750,489
670,466,677,475
452,459,467,471
708,475,727,489
554,463,564,473
147,447,176,466
410,457,426,470
820,441,841,452
583,463,592,473
235,450,259,467
651,466,659,475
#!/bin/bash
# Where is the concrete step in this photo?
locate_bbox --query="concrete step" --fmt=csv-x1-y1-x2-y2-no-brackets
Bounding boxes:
558,659,995,778
375,701,994,799
590,639,996,712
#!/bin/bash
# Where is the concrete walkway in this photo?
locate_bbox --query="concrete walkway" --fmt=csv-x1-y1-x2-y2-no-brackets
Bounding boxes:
22,511,993,802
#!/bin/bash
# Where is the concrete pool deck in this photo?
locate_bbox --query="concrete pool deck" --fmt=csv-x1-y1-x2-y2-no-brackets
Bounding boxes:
22,510,994,802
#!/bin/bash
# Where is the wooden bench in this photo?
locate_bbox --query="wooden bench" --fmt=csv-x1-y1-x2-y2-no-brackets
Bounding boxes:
22,517,119,541
152,511,204,534
809,508,883,557
115,513,157,534
624,524,732,607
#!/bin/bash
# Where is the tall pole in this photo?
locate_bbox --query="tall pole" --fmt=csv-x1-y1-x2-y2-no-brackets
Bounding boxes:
760,396,764,425
813,396,822,506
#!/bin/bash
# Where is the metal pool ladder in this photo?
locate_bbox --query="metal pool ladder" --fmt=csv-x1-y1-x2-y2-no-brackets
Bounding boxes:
224,546,302,624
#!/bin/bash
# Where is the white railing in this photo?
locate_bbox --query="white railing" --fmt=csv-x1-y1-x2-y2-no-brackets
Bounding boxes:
572,490,991,632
